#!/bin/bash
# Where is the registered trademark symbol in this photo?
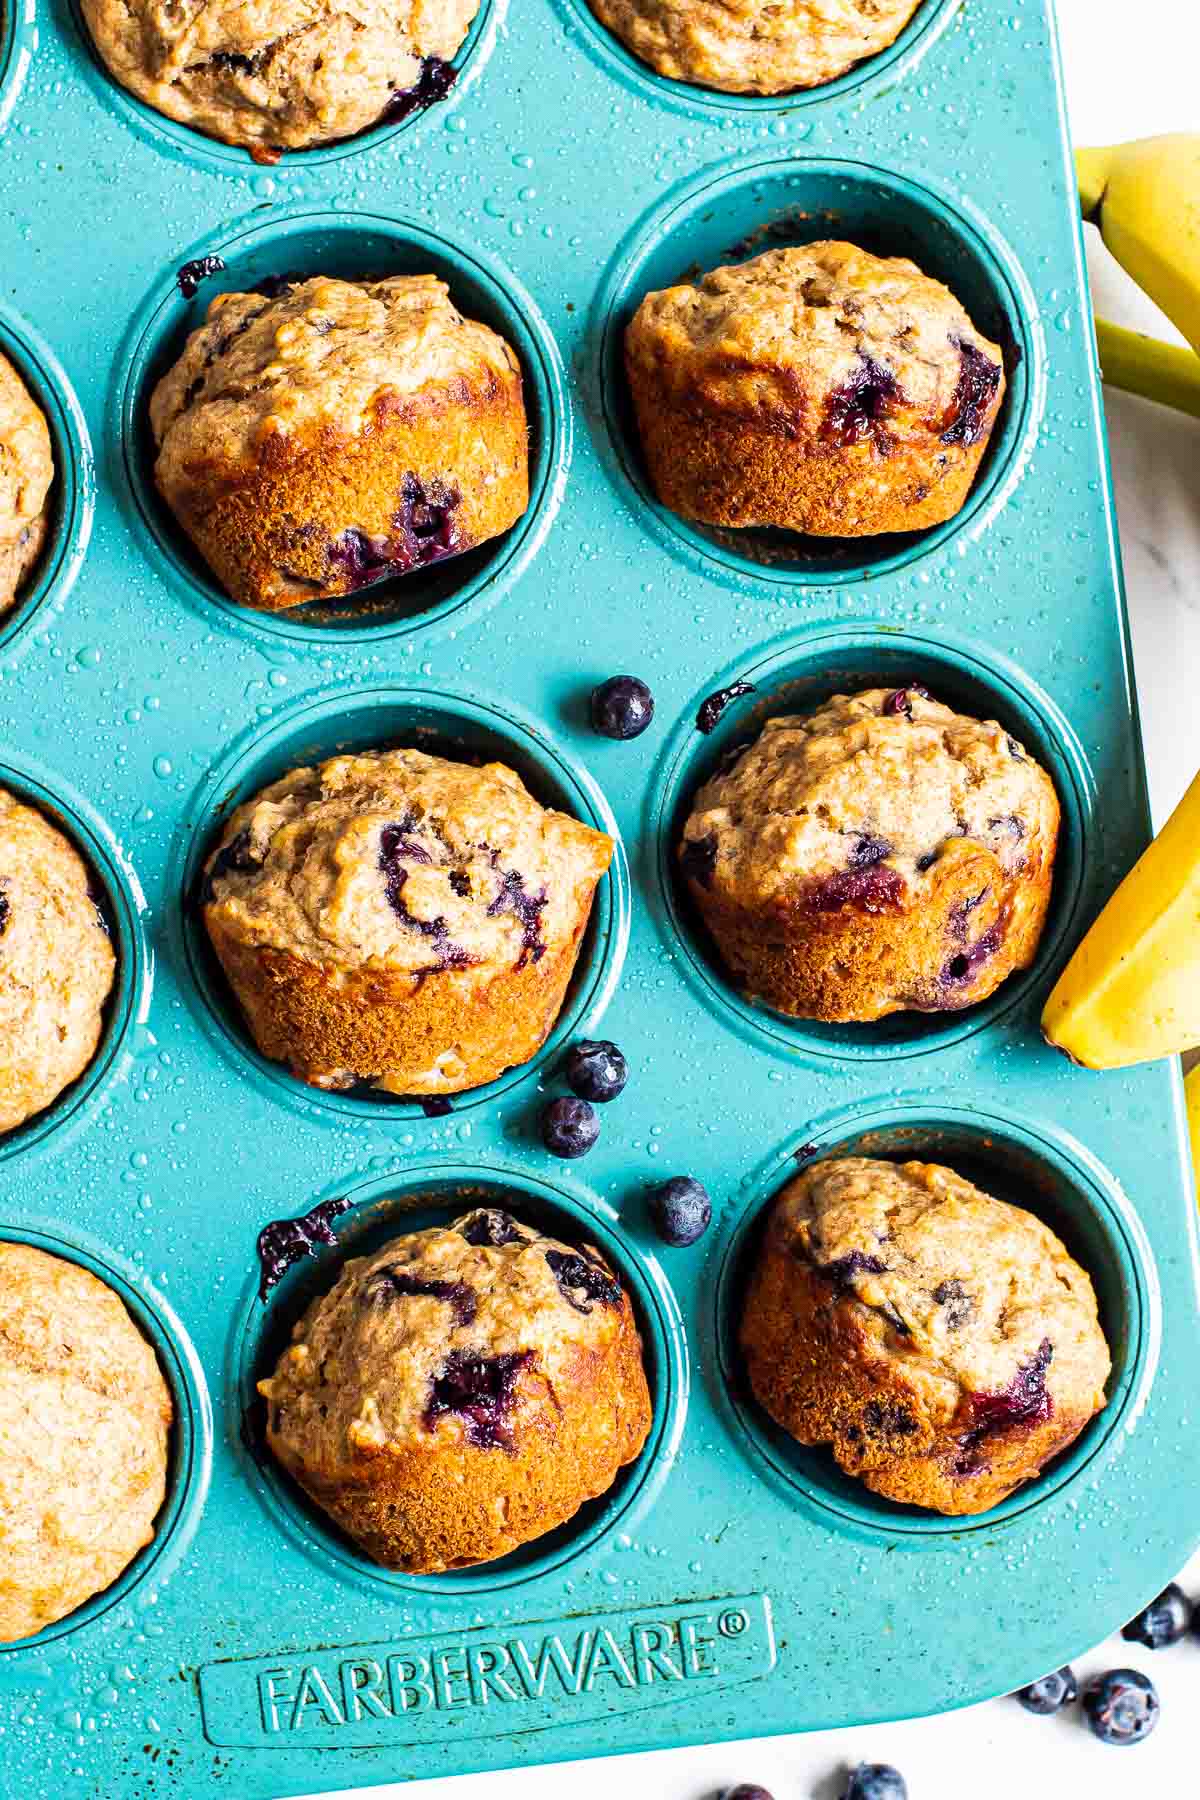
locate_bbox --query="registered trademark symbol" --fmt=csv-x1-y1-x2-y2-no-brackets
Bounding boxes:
718,1608,748,1638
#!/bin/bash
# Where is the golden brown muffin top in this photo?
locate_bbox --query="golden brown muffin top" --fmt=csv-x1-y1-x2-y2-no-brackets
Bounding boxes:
767,1156,1110,1430
625,242,1004,443
81,0,478,155
0,789,117,1135
260,1209,639,1461
0,351,53,615
204,746,613,980
589,0,922,95
0,1242,172,1643
680,686,1059,909
151,275,523,488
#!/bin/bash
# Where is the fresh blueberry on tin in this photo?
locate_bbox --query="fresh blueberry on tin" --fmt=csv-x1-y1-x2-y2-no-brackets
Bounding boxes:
841,1764,907,1800
1121,1583,1192,1649
1015,1665,1078,1714
590,675,654,740
541,1096,600,1158
565,1039,628,1104
649,1176,711,1247
1082,1669,1160,1745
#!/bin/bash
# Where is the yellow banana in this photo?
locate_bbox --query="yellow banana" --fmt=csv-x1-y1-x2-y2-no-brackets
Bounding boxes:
1187,1063,1200,1193
1076,134,1200,354
1042,770,1200,1069
1092,316,1200,417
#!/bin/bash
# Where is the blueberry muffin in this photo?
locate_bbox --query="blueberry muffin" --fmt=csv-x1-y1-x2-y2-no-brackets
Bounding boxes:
0,790,116,1134
0,1243,172,1641
150,275,529,613
259,1207,652,1570
625,242,1005,540
589,0,923,94
0,351,53,618
678,686,1058,1022
201,748,613,1097
81,0,476,160
741,1157,1110,1515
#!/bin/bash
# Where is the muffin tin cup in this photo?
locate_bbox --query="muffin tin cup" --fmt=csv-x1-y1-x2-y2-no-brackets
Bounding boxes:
113,203,570,646
554,0,963,119
0,301,94,662
592,149,1044,590
230,1160,688,1596
0,750,151,1166
709,1098,1159,1544
168,678,630,1122
0,1216,213,1655
0,0,35,134
650,619,1095,1065
67,0,504,173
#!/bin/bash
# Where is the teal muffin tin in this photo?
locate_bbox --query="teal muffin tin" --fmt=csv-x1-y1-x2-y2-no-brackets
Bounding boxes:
1,0,1197,1791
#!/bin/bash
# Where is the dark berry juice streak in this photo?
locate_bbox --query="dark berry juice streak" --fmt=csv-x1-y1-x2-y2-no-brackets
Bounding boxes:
941,338,1003,446
955,1337,1054,1474
696,680,756,735
256,1195,352,1300
176,253,227,299
383,56,458,123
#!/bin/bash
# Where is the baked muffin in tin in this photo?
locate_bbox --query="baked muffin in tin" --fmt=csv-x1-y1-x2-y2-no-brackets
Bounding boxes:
260,1206,652,1571
82,0,478,159
202,747,613,1097
0,351,53,619
0,1243,172,1641
151,274,529,613
678,685,1058,1023
740,1156,1111,1515
626,241,1005,542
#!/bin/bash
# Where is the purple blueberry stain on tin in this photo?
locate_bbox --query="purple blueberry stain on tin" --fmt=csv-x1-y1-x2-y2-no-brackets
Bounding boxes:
680,831,718,888
456,1208,527,1247
364,1269,477,1326
177,253,226,299
256,1195,352,1301
792,1141,819,1165
696,680,756,735
383,55,458,122
425,1349,534,1451
823,355,901,449
544,1248,622,1314
941,338,1002,447
955,1337,1054,1475
487,865,548,968
421,1096,454,1118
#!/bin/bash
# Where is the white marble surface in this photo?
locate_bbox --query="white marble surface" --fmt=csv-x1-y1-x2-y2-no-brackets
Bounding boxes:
298,3,1200,1794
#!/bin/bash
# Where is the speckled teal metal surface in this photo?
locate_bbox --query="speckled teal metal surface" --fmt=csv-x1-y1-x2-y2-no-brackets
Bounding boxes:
1,0,1197,1793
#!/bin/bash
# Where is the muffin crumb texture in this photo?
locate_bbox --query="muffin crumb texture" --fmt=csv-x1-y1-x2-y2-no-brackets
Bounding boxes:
260,1208,652,1570
679,686,1058,1022
740,1156,1111,1514
81,0,479,156
588,0,924,92
0,788,116,1134
151,274,529,612
0,351,53,619
203,747,612,1094
0,1243,172,1642
626,242,1005,541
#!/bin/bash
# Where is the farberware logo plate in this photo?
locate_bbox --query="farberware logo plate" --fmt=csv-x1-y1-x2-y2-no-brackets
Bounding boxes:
196,1593,775,1746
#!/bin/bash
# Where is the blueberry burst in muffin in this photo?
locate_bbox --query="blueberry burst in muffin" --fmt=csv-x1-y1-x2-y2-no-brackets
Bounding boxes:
741,1157,1110,1515
150,275,529,613
259,1207,652,1571
625,242,1005,540
81,0,477,159
678,686,1058,1022
201,748,613,1097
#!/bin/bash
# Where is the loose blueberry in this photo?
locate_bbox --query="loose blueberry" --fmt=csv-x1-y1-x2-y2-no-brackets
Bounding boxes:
649,1176,711,1247
841,1764,907,1800
1081,1669,1160,1746
565,1039,628,1104
541,1097,600,1159
1122,1583,1192,1650
1015,1665,1078,1714
590,675,654,740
